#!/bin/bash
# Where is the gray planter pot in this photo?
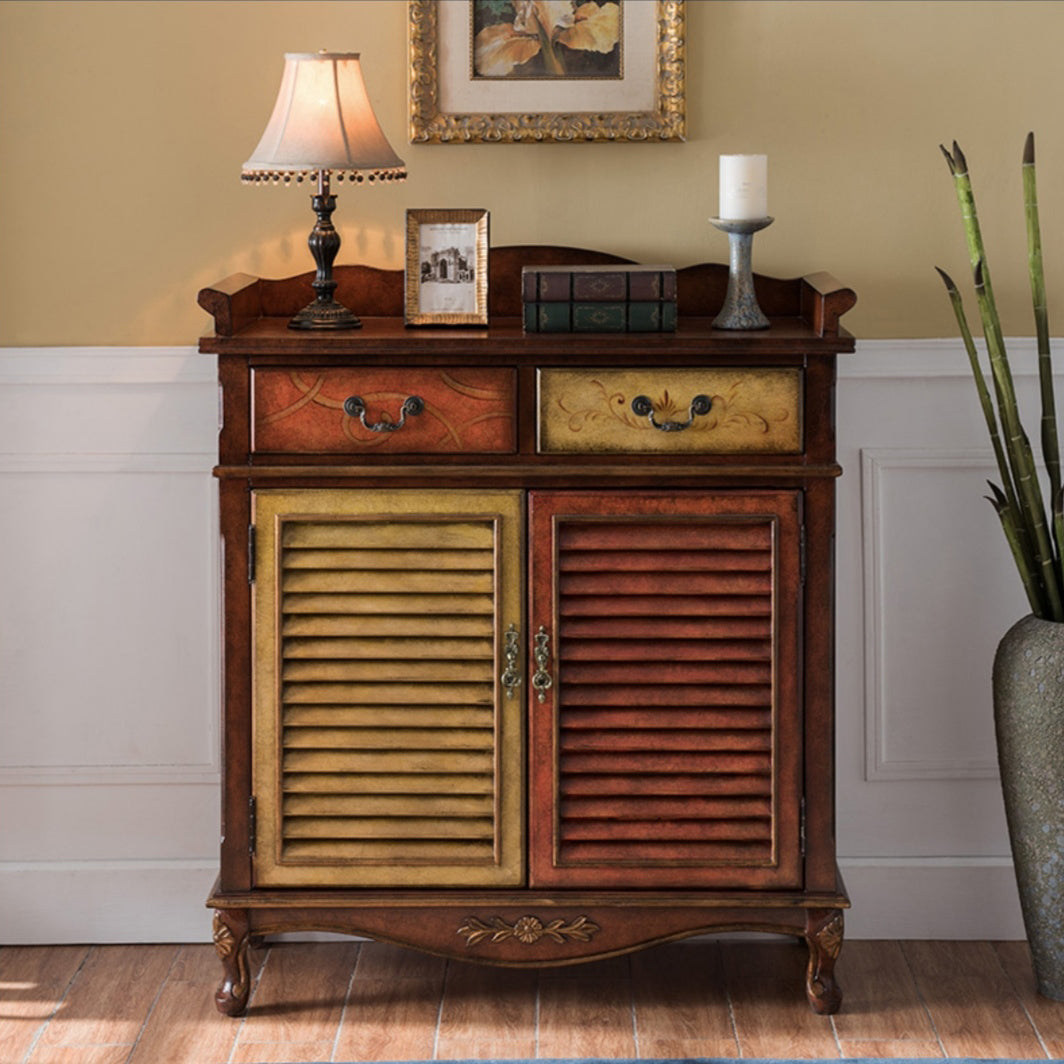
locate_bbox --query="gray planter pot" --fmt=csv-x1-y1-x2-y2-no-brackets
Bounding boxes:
992,613,1064,1000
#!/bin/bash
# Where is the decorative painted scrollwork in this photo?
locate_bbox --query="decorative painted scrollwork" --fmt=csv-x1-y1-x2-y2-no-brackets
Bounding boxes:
458,914,600,946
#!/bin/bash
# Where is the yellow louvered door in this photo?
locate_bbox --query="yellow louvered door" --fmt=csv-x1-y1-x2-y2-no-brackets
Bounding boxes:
251,489,524,887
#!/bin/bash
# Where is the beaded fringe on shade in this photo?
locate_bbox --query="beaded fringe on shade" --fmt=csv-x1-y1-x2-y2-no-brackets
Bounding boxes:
241,51,407,185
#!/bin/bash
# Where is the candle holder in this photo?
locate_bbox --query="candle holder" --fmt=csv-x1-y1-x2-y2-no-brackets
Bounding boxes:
709,216,774,330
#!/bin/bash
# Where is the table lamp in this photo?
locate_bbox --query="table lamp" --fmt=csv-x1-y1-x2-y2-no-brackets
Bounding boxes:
242,52,407,330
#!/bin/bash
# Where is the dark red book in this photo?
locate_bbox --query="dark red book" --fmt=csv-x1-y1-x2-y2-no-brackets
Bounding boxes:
522,265,677,303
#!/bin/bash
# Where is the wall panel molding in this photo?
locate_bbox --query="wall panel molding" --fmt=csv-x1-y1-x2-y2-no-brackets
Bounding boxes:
1,341,1053,942
0,345,211,385
0,453,214,474
861,447,1006,782
840,336,1045,379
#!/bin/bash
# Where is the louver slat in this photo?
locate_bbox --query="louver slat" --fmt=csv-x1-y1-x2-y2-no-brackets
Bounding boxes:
529,491,803,890
252,490,523,888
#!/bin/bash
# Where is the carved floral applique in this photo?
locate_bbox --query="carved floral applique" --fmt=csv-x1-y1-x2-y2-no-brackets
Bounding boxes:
458,914,600,945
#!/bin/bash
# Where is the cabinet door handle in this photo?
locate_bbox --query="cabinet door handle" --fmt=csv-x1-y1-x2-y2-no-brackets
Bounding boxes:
500,624,522,699
531,626,553,703
630,393,711,432
343,395,425,432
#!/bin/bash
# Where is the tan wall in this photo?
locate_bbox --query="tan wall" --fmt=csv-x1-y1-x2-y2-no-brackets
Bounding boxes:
1,0,1062,345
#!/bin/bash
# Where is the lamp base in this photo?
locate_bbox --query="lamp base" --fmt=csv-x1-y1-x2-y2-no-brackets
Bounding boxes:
287,177,362,330
288,298,362,331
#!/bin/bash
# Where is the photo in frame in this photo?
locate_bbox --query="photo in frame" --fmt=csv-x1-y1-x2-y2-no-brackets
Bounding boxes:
408,0,685,143
404,208,490,325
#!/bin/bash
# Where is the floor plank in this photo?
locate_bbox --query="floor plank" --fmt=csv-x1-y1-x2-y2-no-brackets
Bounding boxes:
838,1038,944,1059
29,945,177,1058
23,1047,131,1064
833,940,941,1046
537,961,637,1060
721,940,840,1058
0,945,89,1064
337,977,444,1062
903,940,1049,1059
230,1039,340,1063
126,945,237,1064
630,941,739,1058
994,940,1064,1059
235,942,357,1051
435,962,537,1060
333,942,446,1063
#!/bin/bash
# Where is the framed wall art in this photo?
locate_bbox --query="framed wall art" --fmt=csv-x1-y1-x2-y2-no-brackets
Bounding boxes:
405,208,490,325
408,0,685,143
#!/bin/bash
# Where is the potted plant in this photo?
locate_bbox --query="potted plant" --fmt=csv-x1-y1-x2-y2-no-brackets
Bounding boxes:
937,133,1063,1001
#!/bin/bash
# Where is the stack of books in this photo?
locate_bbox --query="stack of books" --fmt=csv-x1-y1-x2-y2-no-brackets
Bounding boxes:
522,265,678,332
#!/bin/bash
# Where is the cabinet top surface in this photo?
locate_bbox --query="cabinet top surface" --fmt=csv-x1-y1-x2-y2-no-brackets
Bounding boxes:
197,246,856,359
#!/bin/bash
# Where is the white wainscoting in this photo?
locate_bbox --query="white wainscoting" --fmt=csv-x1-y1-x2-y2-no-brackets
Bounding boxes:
0,339,1049,942
0,347,220,943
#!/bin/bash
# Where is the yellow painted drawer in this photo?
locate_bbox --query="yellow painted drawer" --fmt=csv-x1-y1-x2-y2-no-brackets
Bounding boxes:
538,368,802,454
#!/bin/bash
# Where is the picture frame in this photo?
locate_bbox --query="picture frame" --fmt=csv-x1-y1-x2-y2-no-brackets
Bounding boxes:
408,0,685,144
404,208,490,326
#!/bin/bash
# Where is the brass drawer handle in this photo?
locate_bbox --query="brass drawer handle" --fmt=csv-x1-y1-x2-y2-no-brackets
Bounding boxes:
343,394,424,432
500,624,521,699
531,626,553,703
631,393,712,432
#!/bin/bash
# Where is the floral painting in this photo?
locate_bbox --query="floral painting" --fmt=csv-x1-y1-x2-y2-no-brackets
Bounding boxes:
408,0,685,143
472,0,622,79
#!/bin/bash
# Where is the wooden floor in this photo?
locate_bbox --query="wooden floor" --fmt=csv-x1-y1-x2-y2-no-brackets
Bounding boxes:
2,939,1062,1063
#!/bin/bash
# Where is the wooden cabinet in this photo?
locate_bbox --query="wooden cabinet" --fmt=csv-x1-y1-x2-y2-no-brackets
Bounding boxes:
199,247,856,1017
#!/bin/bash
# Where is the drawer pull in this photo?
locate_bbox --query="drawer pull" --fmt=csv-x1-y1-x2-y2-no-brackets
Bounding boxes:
500,624,522,699
343,394,425,432
631,393,712,432
531,626,553,703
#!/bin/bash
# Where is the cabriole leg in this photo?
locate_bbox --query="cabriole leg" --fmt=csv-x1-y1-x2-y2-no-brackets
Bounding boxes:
804,908,844,1014
212,909,251,1016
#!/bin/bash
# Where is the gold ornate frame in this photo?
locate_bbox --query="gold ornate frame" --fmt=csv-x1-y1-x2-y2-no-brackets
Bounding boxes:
408,0,685,143
405,207,490,325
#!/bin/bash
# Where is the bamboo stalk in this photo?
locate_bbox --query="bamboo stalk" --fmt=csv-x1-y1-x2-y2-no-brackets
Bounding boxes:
942,143,1009,368
938,264,1042,599
973,259,1062,619
987,484,1046,615
936,268,1021,515
1023,131,1063,585
942,142,1016,467
1055,486,1064,592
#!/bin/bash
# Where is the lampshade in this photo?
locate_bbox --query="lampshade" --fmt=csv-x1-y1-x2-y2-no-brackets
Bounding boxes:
242,52,406,183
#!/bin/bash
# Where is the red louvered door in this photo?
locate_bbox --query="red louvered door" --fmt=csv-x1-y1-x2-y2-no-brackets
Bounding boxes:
528,490,804,890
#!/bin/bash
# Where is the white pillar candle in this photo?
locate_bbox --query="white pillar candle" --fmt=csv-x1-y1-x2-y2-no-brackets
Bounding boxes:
719,154,768,220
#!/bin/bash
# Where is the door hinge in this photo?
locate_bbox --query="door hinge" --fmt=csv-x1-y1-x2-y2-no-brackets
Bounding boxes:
247,524,256,584
248,795,257,856
799,524,807,586
799,796,807,857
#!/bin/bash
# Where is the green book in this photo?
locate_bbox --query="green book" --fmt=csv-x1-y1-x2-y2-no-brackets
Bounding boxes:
524,301,677,332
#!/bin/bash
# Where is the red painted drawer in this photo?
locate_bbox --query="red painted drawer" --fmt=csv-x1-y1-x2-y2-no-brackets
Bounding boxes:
252,367,516,454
